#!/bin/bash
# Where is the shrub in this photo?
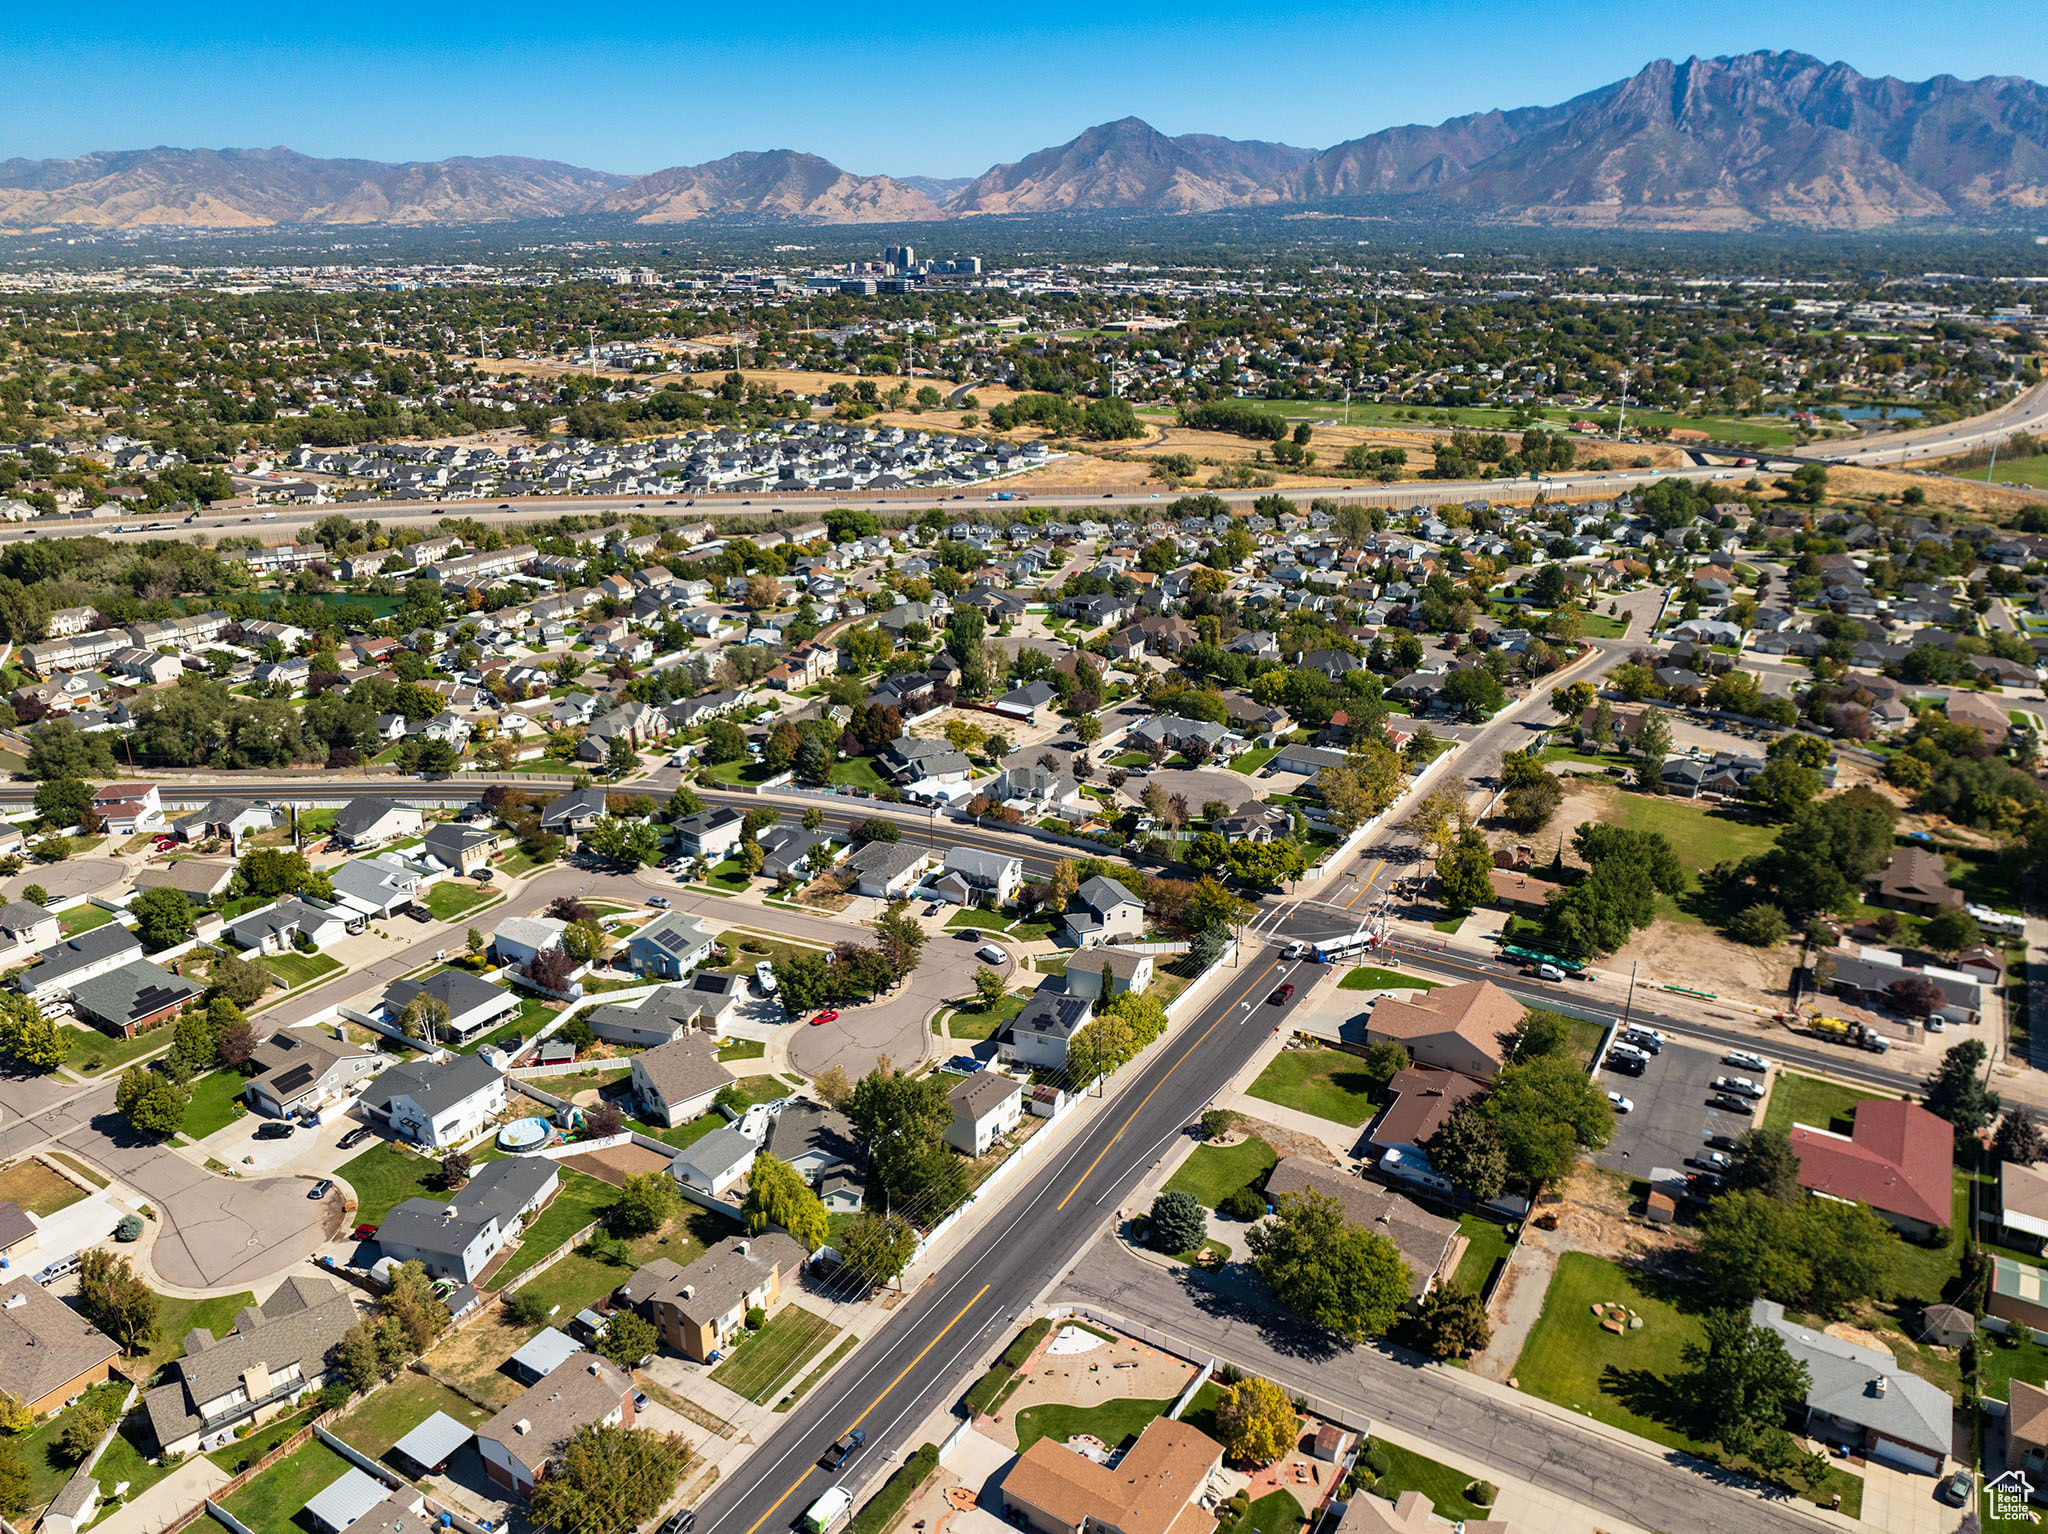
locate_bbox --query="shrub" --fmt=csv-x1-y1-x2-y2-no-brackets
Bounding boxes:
1219,1185,1268,1222
745,1305,766,1330
1466,1481,1498,1507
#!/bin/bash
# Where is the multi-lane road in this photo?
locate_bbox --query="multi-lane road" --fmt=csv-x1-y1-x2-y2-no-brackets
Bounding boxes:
1799,376,2048,469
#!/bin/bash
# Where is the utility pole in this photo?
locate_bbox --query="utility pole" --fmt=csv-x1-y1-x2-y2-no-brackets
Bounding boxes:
1621,959,1640,1030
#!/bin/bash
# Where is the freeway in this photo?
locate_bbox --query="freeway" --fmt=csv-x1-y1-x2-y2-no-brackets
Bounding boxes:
694,942,1312,1534
1798,376,2048,469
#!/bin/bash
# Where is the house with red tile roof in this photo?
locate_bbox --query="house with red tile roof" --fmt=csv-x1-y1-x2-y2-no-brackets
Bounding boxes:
1789,1098,1953,1240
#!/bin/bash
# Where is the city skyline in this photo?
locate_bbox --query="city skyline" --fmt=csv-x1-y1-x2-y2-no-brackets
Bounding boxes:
7,1,2048,179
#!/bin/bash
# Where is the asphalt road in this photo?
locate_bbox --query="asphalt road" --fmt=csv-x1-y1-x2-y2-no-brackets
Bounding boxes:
1799,377,2048,468
694,942,1309,1534
1057,1239,1837,1534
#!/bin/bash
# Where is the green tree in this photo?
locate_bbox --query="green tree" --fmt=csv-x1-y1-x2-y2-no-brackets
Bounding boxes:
598,1311,659,1368
1415,1284,1492,1360
971,965,1006,1009
846,1060,959,1214
742,1153,830,1250
32,777,91,828
839,1212,919,1289
57,1403,108,1464
1680,1308,1813,1457
855,818,901,844
237,847,333,901
1633,707,1672,788
1435,826,1494,915
1726,903,1789,947
1145,1190,1207,1255
1925,1038,1999,1134
583,815,663,868
0,994,63,1072
604,735,638,778
114,1066,189,1138
1726,1128,1803,1203
1484,1053,1614,1185
399,993,452,1043
608,1171,680,1237
1920,907,1982,960
1246,1190,1411,1342
129,885,196,950
24,720,116,781
774,952,833,1014
1424,1100,1508,1202
75,1248,157,1353
528,1423,688,1534
1997,1107,2048,1167
0,1440,27,1515
1213,1376,1298,1466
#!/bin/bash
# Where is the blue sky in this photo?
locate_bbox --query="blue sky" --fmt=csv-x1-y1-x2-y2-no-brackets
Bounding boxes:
6,1,2046,177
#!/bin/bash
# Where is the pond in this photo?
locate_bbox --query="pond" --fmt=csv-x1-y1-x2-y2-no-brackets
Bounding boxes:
1837,405,1924,421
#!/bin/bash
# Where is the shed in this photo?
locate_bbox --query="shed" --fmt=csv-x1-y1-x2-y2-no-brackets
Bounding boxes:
509,1326,583,1383
392,1410,475,1474
306,1469,391,1534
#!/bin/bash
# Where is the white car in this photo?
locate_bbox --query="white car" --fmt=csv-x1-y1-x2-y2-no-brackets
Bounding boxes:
1606,1092,1634,1114
1606,1041,1649,1063
1723,1051,1772,1072
1626,1026,1670,1045
1712,1075,1765,1099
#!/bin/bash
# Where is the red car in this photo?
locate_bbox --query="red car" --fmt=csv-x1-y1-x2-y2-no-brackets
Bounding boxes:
1268,983,1295,1005
352,1224,378,1241
810,1009,840,1027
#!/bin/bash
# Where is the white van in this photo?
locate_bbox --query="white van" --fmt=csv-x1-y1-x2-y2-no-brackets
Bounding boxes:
802,1489,853,1533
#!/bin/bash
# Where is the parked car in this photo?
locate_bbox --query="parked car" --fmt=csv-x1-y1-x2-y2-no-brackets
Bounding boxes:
1703,1134,1741,1153
1708,1094,1755,1116
404,903,433,923
352,1223,379,1241
33,1255,78,1286
1940,1471,1973,1506
308,1179,334,1200
1606,1092,1634,1114
255,1122,295,1140
810,1009,839,1027
1723,1050,1771,1072
1620,1029,1664,1055
634,1392,650,1414
819,1430,866,1472
755,961,779,995
659,1512,696,1534
1712,1075,1765,1099
649,895,672,909
976,945,1005,965
1604,1053,1646,1078
921,902,940,917
1606,1041,1649,1065
1689,1152,1733,1171
956,929,980,941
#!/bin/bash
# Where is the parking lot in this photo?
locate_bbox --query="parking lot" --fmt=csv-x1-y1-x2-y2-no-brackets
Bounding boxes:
1593,1037,1768,1180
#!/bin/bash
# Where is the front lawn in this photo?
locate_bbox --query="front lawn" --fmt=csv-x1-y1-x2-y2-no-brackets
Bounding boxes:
0,1158,87,1218
1227,747,1279,776
710,1306,840,1404
1245,1047,1382,1127
218,1438,355,1534
490,1168,619,1285
945,989,1028,1043
828,757,890,793
424,881,494,921
58,1024,169,1075
506,1206,728,1328
1014,1395,1171,1456
718,1038,766,1061
1165,1136,1277,1208
260,950,343,991
1759,1071,1889,1137
1338,966,1439,992
698,858,752,893
1512,1252,1861,1515
182,1069,251,1140
338,1141,451,1225
1368,1441,1489,1523
140,1290,257,1380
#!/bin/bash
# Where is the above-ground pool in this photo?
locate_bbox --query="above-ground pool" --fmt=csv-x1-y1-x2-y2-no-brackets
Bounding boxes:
498,1117,553,1152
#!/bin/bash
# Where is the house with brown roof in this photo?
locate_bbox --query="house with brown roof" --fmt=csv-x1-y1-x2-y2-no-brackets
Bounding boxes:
617,1232,806,1363
0,1276,119,1417
1365,1065,1490,1194
476,1354,634,1495
144,1276,358,1455
1001,1417,1223,1534
1363,981,1520,1081
1262,1157,1463,1300
1864,847,1964,917
2001,1160,2048,1253
1486,867,1561,913
1338,1490,1516,1533
2006,1380,2048,1491
1789,1099,1954,1241
1946,691,2014,740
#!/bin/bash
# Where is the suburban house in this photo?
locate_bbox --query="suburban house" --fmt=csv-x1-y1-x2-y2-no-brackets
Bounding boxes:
1748,1299,1952,1474
225,897,359,955
92,781,164,834
1788,1099,1954,1240
375,1158,560,1283
132,859,237,905
1063,876,1146,947
329,855,425,920
946,1072,1024,1156
476,1354,635,1496
617,1232,807,1364
362,1054,509,1149
2000,1159,2048,1253
1001,991,1094,1070
1364,1065,1490,1195
1828,946,1985,1025
244,1030,385,1119
382,970,521,1045
2006,1381,2048,1492
1264,1157,1462,1301
1363,981,1518,1080
144,1276,359,1456
172,800,276,845
936,847,1022,908
629,1035,735,1127
671,807,746,863
587,985,707,1049
1338,1489,1514,1533
1063,948,1152,1001
0,1276,119,1417
1001,1418,1223,1534
539,787,609,837
492,916,567,969
1864,847,1965,916
14,923,144,1007
70,960,204,1037
423,823,501,876
670,1125,758,1196
761,1101,865,1208
1993,1254,2048,1337
623,911,716,979
845,841,933,899
0,901,58,962
331,799,425,851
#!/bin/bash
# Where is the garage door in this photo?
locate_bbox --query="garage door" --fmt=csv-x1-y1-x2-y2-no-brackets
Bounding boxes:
1869,1440,1941,1475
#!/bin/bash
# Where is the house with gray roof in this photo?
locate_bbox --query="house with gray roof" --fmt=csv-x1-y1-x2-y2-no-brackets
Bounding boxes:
670,1124,758,1196
329,854,424,919
539,786,609,835
844,841,932,899
144,1276,359,1456
618,1233,806,1363
1064,947,1153,1001
477,1353,634,1495
14,922,143,1007
947,1071,1023,1156
382,970,520,1044
71,960,203,1038
331,798,424,851
629,1034,734,1126
226,897,360,956
376,1157,559,1282
1749,1299,1952,1473
1000,990,1094,1070
1064,876,1145,947
623,911,715,979
422,823,501,875
245,1030,383,1119
940,847,1021,908
362,1053,508,1148
587,983,706,1049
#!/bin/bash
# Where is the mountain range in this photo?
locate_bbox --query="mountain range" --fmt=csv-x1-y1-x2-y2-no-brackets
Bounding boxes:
7,51,2048,233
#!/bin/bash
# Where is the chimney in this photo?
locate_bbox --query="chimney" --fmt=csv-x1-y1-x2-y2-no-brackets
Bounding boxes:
2,1293,25,1311
515,1419,531,1435
1871,1377,1887,1397
736,1240,750,1258
681,1285,694,1300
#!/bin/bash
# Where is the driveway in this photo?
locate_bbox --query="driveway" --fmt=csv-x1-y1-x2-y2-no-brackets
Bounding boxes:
56,1111,339,1289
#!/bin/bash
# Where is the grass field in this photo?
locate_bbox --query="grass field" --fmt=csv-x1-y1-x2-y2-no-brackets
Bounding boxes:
1165,1136,1277,1208
1603,791,1781,927
0,1157,87,1217
19,1381,127,1513
1513,1252,1861,1515
424,881,494,921
944,989,1028,1043
259,950,343,991
328,1373,492,1459
181,1069,250,1140
828,757,890,793
58,1024,168,1075
710,1306,840,1404
1759,1071,1888,1137
209,1406,319,1474
1228,747,1280,775
1369,1441,1489,1522
718,1038,767,1061
1245,1047,1383,1127
56,904,115,936
501,1206,729,1336
1452,1214,1515,1296
1338,966,1439,992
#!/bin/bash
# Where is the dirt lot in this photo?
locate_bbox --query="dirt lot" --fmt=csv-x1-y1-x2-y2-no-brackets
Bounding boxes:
1547,1165,1694,1264
422,1313,533,1410
1231,1114,1342,1168
562,1143,672,1186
